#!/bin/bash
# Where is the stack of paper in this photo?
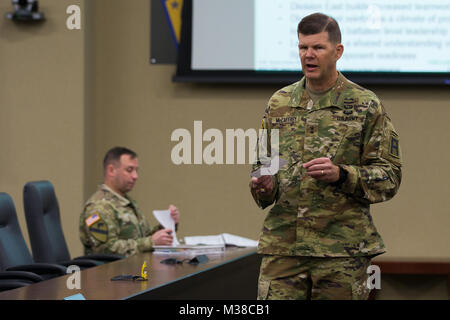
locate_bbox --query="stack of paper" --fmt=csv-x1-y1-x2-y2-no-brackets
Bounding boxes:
184,233,258,247
151,209,258,250
153,244,225,256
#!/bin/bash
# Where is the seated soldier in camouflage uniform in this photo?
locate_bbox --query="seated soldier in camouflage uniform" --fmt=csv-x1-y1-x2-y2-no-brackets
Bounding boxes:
250,13,402,300
80,147,180,257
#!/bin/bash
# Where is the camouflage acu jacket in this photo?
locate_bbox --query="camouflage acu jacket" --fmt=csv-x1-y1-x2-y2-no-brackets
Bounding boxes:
251,72,402,257
80,184,162,257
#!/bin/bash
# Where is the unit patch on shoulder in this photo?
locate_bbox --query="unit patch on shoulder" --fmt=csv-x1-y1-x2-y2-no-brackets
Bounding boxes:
89,220,108,243
389,134,400,158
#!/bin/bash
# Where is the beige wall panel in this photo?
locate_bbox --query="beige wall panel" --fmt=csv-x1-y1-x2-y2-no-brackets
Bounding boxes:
0,0,86,257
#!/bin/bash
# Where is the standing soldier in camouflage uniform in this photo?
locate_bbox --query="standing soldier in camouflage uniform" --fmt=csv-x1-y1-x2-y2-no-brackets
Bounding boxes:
250,13,402,300
80,147,181,257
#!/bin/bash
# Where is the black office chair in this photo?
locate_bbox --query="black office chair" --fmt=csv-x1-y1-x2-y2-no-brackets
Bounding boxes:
0,280,35,292
23,181,123,269
0,270,44,292
0,192,67,292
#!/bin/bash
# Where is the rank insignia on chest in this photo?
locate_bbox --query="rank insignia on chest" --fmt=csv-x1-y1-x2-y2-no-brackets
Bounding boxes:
343,98,357,104
343,109,354,115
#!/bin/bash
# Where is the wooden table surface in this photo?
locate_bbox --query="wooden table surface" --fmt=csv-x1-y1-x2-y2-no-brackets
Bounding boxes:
0,247,259,300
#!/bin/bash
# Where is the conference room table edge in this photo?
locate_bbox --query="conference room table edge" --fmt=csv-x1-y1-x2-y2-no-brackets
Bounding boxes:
0,247,261,300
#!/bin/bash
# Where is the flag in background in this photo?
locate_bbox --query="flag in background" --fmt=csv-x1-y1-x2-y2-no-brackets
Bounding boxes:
162,0,184,47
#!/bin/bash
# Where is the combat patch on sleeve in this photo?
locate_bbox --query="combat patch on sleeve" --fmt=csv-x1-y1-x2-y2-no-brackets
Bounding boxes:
89,220,108,243
389,133,400,158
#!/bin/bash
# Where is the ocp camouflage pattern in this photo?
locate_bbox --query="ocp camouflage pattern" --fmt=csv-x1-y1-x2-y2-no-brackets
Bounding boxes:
251,72,402,257
257,255,372,300
80,184,162,257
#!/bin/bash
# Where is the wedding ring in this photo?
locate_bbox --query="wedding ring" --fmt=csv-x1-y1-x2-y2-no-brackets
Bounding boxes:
321,170,324,175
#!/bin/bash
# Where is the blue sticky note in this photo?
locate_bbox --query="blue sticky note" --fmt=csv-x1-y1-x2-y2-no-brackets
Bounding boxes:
64,293,86,300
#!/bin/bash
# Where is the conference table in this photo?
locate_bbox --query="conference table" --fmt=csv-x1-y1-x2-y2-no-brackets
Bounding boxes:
0,247,261,300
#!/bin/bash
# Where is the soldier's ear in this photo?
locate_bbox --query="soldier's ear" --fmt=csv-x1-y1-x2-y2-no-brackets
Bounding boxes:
335,43,344,61
105,163,117,178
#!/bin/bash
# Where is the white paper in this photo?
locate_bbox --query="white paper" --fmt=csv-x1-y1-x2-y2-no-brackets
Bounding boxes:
184,235,225,246
152,210,180,246
184,233,258,247
221,233,258,247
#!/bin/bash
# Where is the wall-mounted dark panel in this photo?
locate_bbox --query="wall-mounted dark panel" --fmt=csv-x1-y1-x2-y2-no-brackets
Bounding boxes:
150,0,178,64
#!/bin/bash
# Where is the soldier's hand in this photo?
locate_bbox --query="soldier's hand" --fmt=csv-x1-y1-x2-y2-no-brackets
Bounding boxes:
168,204,180,224
251,175,274,195
152,229,174,245
303,157,340,183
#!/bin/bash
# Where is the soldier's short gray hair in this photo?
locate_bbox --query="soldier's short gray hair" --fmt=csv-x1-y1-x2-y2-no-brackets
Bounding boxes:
297,12,342,44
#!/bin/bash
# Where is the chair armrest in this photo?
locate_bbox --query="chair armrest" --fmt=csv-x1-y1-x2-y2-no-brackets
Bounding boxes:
0,271,44,283
0,280,34,292
58,259,102,269
6,263,67,278
74,254,124,262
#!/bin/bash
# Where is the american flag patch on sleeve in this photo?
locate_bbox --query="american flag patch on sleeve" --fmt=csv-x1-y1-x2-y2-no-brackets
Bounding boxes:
85,213,101,227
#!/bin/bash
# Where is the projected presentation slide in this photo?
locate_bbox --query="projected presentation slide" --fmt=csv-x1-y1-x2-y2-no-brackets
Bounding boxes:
192,0,450,73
